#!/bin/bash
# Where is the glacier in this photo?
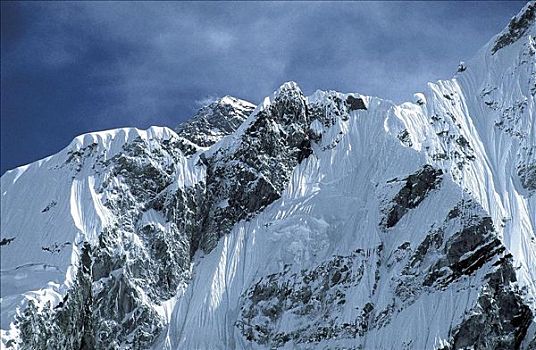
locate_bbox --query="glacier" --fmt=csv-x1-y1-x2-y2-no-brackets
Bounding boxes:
1,2,535,349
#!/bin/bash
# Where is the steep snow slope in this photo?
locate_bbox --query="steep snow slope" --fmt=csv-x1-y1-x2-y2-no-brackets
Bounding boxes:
1,2,536,349
155,3,536,349
1,126,204,346
1,127,169,315
396,0,536,302
156,94,532,350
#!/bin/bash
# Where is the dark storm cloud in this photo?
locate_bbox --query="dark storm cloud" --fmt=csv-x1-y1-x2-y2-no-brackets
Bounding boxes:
0,1,526,173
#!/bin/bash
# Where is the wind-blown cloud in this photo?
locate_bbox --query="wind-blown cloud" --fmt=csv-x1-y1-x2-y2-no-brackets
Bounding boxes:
195,95,219,108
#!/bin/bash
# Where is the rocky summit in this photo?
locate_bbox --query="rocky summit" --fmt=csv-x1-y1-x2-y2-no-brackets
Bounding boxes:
1,2,536,349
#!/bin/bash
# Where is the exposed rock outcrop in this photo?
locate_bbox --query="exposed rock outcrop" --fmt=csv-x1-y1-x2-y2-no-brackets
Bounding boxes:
382,165,443,228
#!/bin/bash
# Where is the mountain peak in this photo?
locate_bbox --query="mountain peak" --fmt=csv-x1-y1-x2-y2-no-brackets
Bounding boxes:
274,81,304,100
491,1,535,54
216,95,255,108
175,95,255,148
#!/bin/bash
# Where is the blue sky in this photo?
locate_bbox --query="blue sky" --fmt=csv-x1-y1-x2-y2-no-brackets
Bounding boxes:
0,1,525,174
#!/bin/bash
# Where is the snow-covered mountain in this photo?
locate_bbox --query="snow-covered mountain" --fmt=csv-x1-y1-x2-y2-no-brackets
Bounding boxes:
1,2,535,349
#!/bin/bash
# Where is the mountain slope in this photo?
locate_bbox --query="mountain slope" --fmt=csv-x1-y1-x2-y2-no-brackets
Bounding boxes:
1,2,536,349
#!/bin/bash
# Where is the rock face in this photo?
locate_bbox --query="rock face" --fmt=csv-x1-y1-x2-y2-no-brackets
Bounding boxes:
445,263,532,350
237,253,369,347
1,3,536,350
519,162,536,191
175,96,255,148
492,2,535,54
15,243,94,350
237,198,533,350
195,82,314,253
381,165,443,228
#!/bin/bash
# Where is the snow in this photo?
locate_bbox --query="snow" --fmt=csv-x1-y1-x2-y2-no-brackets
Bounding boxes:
414,93,426,105
218,96,256,110
152,96,475,348
310,119,324,136
152,10,536,348
0,125,199,344
1,5,536,348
